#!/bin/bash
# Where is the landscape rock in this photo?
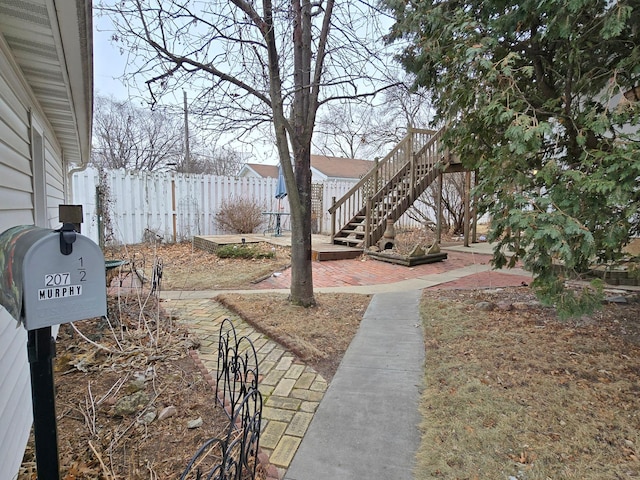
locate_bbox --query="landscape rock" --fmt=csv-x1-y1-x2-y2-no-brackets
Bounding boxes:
112,391,150,416
496,302,514,311
605,295,628,304
138,410,156,425
187,417,203,429
158,405,177,421
475,301,495,311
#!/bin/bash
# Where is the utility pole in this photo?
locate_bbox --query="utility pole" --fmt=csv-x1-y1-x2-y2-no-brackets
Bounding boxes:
183,90,190,173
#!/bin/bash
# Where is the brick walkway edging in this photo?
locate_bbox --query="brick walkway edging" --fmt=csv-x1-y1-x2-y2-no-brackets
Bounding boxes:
188,348,280,480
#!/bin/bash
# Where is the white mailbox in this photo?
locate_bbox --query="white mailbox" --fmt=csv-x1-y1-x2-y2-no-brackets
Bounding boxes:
0,224,107,330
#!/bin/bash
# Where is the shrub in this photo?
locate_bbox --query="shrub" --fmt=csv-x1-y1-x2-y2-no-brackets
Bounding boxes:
216,244,275,259
214,196,265,234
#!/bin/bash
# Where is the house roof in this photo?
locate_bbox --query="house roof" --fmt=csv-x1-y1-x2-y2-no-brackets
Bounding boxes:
0,0,93,166
245,164,280,178
310,155,373,179
244,156,373,180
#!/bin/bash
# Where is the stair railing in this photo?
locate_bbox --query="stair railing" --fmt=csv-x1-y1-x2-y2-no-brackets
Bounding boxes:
329,128,448,246
329,128,436,244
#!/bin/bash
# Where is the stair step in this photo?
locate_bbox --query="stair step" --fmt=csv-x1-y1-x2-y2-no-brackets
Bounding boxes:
333,237,363,247
340,230,365,237
332,128,449,249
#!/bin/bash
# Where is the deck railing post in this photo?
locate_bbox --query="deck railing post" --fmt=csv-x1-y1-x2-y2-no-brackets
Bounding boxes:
365,196,372,249
330,196,336,242
410,152,417,204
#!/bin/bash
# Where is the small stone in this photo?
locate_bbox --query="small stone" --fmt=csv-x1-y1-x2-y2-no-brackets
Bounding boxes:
124,379,146,394
112,391,149,416
138,410,156,425
187,417,203,429
475,301,495,311
158,405,177,421
496,302,514,311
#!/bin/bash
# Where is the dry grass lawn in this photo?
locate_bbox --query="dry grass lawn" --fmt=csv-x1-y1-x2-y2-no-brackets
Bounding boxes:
217,292,371,380
418,287,640,480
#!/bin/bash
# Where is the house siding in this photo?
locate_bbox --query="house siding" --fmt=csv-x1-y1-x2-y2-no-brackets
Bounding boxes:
0,56,33,229
44,138,64,227
0,43,64,480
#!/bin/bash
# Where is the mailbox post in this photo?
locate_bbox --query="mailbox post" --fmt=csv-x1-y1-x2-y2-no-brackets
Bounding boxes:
0,224,107,480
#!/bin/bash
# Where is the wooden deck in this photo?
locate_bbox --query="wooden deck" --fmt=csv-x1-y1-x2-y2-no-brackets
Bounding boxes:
193,234,362,261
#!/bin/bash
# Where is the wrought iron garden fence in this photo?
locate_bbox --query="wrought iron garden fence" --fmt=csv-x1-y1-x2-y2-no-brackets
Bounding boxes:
181,319,262,480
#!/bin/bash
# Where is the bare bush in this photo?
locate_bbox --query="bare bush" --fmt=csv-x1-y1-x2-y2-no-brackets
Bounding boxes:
214,196,265,234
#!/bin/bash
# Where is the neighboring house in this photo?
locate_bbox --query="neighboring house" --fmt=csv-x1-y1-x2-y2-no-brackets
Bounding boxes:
0,2,92,478
239,155,374,183
239,163,280,179
308,154,373,183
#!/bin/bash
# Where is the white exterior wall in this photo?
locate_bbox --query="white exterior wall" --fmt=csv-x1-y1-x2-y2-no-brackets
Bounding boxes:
0,41,65,480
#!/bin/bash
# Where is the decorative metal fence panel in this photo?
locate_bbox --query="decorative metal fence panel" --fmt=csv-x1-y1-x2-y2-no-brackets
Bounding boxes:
181,319,262,480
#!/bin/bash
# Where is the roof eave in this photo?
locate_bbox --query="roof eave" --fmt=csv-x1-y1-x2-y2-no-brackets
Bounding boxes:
0,0,93,167
52,0,93,166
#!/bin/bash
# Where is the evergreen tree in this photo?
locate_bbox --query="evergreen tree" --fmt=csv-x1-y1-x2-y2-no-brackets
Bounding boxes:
385,0,640,316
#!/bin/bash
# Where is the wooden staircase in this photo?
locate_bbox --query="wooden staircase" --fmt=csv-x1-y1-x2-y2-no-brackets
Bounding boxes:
328,127,458,248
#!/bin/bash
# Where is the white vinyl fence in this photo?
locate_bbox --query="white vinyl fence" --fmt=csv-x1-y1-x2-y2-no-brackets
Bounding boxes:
71,167,428,245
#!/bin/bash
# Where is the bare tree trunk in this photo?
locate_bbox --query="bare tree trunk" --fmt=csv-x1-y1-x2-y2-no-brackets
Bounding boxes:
290,147,314,306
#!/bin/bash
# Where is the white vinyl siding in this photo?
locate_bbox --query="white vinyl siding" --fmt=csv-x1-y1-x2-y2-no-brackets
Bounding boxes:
0,45,35,480
0,42,65,480
0,318,31,479
0,68,33,228
44,138,63,227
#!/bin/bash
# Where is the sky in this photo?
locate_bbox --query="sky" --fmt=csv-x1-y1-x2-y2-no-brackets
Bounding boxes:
90,7,410,165
93,14,131,101
92,13,278,164
92,11,281,164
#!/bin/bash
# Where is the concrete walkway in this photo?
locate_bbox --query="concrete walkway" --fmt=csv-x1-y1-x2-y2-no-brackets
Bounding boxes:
283,290,424,479
156,243,534,479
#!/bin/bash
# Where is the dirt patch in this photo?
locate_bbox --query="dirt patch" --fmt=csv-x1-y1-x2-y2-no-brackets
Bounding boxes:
18,296,264,480
104,241,291,290
417,286,640,479
217,292,371,381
